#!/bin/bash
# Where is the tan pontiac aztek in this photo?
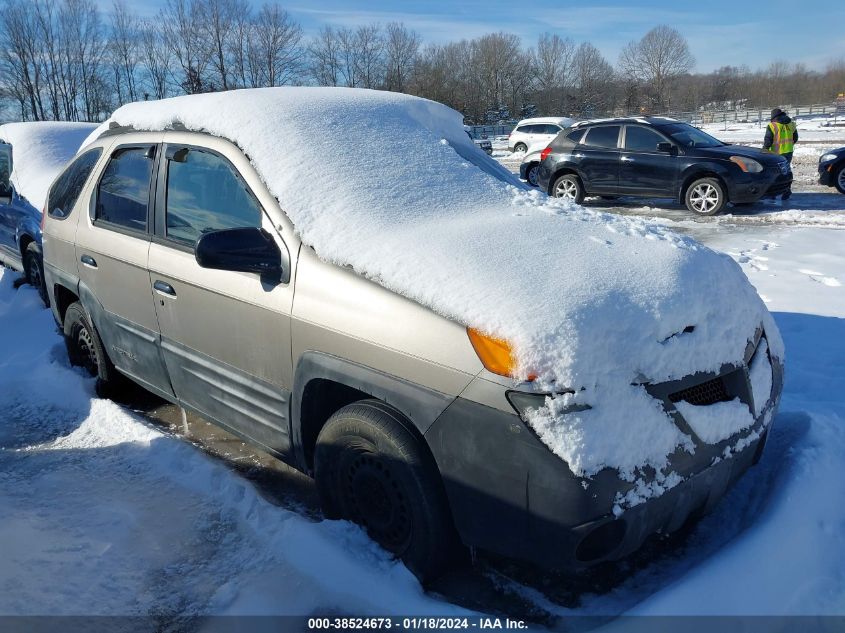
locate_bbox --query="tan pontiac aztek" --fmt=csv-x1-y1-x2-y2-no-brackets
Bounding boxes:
42,88,783,582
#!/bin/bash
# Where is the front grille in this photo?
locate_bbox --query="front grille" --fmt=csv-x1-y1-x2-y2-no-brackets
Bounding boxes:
668,375,731,406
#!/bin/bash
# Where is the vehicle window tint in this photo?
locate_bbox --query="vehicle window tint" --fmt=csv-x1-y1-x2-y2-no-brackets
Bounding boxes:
48,148,102,218
543,125,562,135
165,148,262,246
96,147,154,231
624,126,666,152
565,128,585,144
583,126,621,149
515,125,530,134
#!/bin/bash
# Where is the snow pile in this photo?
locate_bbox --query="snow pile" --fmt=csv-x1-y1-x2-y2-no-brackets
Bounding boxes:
0,269,461,616
0,121,97,209
87,88,782,477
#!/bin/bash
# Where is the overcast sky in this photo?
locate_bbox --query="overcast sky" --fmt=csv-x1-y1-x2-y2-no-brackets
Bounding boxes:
113,0,844,73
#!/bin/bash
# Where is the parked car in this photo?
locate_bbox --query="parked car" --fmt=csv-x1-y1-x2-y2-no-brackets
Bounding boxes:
519,146,545,186
537,117,793,215
818,147,845,193
508,117,575,153
464,126,493,155
0,122,98,304
42,89,782,583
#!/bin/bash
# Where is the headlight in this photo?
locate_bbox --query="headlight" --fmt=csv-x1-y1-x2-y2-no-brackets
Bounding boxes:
820,153,839,163
729,156,764,173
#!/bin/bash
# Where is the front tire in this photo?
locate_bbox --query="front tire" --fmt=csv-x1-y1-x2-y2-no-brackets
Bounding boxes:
685,177,727,215
63,302,123,397
24,243,48,307
314,400,461,583
835,164,845,195
552,173,585,204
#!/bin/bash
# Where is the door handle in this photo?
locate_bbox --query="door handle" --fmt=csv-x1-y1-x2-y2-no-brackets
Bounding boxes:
153,280,176,297
80,254,97,268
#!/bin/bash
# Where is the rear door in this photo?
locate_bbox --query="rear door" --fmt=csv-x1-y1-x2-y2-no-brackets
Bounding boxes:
619,125,678,196
147,134,296,455
577,125,621,192
74,136,175,398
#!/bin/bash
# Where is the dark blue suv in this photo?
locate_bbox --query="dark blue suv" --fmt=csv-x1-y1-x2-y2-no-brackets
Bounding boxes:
0,141,47,304
536,117,793,215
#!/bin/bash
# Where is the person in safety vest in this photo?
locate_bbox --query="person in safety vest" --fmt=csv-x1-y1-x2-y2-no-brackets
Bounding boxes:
763,107,798,200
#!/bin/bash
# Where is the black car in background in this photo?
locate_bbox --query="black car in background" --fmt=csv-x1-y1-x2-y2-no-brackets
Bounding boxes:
536,117,792,215
818,147,845,194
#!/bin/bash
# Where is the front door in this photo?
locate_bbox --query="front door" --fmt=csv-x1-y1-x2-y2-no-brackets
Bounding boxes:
74,139,175,398
619,125,678,196
147,140,295,455
578,125,621,193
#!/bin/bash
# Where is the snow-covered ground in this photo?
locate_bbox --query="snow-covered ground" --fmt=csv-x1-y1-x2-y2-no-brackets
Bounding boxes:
0,121,98,209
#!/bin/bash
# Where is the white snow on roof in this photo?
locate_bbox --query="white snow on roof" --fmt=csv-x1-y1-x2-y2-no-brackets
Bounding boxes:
0,121,97,209
88,87,782,477
515,116,576,127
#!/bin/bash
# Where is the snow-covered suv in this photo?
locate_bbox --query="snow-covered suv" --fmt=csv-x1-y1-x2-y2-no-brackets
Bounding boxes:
42,88,783,582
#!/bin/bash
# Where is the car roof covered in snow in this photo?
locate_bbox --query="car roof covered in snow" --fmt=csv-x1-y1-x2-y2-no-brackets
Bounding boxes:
86,87,779,477
515,117,576,127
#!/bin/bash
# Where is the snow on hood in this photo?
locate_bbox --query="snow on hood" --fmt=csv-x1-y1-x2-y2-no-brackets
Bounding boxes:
87,87,783,477
0,121,98,209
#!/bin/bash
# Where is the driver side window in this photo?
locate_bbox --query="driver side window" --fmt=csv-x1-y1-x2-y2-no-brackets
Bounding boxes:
164,147,262,246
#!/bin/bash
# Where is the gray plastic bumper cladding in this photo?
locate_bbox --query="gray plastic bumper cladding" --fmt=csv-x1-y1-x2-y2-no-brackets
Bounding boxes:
424,337,784,572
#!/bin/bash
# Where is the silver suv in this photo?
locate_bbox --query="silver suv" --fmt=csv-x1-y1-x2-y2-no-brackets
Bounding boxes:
42,103,782,583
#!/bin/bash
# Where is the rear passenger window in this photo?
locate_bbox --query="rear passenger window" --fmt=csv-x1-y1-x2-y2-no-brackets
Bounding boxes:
624,126,665,152
96,147,154,232
48,148,102,219
565,128,585,144
164,148,262,246
543,125,562,135
583,126,621,149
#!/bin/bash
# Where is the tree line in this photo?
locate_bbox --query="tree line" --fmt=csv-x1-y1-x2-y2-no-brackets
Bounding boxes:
2,0,844,124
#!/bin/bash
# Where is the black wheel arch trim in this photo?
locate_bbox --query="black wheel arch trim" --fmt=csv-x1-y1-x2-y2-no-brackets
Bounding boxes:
290,351,456,473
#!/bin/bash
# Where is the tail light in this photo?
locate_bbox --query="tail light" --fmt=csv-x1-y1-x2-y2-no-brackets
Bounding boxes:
540,147,552,161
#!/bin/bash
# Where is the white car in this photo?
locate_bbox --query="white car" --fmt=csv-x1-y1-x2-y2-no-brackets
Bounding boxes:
508,117,575,153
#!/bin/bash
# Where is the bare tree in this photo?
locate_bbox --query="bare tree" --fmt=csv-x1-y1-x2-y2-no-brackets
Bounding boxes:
533,32,575,114
308,26,342,86
351,24,385,89
572,42,614,115
108,0,139,104
254,3,303,86
161,0,210,93
618,25,694,110
139,20,171,99
196,0,243,91
384,22,420,92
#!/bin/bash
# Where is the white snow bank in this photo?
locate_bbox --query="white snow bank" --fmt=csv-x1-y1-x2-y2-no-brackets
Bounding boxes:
0,121,97,209
87,88,782,477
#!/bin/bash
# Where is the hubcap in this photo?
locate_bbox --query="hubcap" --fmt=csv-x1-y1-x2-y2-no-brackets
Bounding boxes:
344,451,411,552
28,258,42,289
838,167,845,190
689,183,720,213
528,165,539,186
76,325,99,376
555,179,578,200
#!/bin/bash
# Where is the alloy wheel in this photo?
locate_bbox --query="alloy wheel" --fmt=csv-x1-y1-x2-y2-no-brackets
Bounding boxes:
528,165,540,186
689,183,720,214
838,167,845,191
555,178,578,200
76,325,99,376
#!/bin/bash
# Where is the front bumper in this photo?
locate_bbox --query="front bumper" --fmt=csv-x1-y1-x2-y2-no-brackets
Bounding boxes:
818,161,840,187
727,168,792,203
425,341,783,572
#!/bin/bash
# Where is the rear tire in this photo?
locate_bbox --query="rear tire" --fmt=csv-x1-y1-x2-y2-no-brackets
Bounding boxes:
314,400,461,583
513,142,527,153
685,177,727,215
527,163,540,187
835,164,845,195
63,301,124,397
552,173,585,204
24,243,48,307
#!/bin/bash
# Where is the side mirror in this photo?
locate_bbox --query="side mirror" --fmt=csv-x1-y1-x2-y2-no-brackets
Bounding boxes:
0,143,13,205
656,142,677,154
195,227,282,278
